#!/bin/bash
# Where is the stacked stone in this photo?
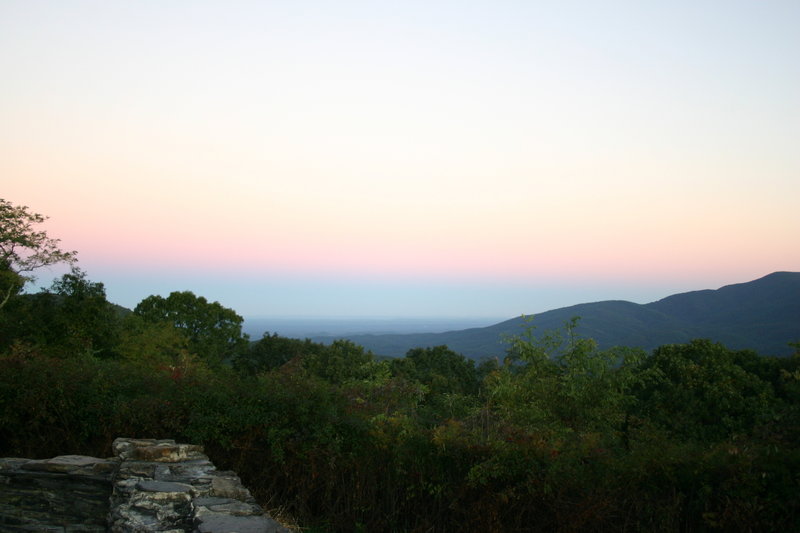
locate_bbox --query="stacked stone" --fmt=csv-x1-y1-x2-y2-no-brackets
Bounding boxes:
0,454,117,532
0,438,286,532
108,438,288,533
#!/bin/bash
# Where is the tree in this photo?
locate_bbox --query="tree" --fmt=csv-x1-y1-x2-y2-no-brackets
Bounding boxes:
233,333,325,375
0,199,77,309
117,314,195,369
302,339,378,384
391,345,479,396
134,291,248,365
487,317,644,438
46,267,122,358
634,339,776,440
0,268,121,358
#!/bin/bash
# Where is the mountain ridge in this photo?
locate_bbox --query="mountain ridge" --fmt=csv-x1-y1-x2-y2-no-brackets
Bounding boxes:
312,272,800,358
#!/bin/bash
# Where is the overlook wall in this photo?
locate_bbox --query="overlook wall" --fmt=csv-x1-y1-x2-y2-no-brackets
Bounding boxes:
0,438,288,533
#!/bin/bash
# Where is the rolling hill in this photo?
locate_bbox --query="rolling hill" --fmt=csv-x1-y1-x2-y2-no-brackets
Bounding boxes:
312,272,800,358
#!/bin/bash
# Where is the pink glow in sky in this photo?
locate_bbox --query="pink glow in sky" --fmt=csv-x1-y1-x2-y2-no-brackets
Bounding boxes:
2,1,799,317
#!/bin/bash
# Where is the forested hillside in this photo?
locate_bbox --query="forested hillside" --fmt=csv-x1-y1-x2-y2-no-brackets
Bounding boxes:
2,199,800,531
322,272,800,358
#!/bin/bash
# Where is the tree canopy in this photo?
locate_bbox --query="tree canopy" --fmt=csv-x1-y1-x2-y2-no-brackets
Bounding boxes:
0,268,122,358
134,290,248,365
0,198,77,309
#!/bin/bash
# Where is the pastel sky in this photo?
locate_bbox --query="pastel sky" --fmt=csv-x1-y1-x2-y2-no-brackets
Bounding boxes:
2,1,799,319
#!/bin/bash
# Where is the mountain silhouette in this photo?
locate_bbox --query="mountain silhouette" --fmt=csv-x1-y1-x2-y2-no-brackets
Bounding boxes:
313,272,800,358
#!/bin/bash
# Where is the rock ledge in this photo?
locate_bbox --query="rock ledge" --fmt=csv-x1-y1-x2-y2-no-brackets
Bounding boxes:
0,437,289,533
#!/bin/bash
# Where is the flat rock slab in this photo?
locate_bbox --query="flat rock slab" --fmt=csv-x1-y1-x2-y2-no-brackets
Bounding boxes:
0,458,32,471
112,438,176,458
211,476,252,501
130,444,205,463
136,480,194,493
194,496,263,517
18,455,117,476
112,438,205,463
166,460,216,478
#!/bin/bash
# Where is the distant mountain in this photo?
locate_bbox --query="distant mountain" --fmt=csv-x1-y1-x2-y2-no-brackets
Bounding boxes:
241,316,505,339
312,272,800,358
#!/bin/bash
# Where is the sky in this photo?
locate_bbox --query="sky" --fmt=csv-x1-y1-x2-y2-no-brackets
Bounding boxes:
2,1,799,321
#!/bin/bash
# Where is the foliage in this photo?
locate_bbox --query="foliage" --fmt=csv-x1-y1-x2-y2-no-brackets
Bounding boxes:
634,339,777,441
0,268,122,358
46,268,122,358
0,198,77,309
391,345,479,397
234,333,325,375
301,339,380,385
117,314,192,368
486,317,645,442
1,267,798,531
134,290,249,365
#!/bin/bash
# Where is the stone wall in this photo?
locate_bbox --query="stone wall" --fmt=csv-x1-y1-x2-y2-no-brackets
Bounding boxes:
0,438,289,533
0,454,115,532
